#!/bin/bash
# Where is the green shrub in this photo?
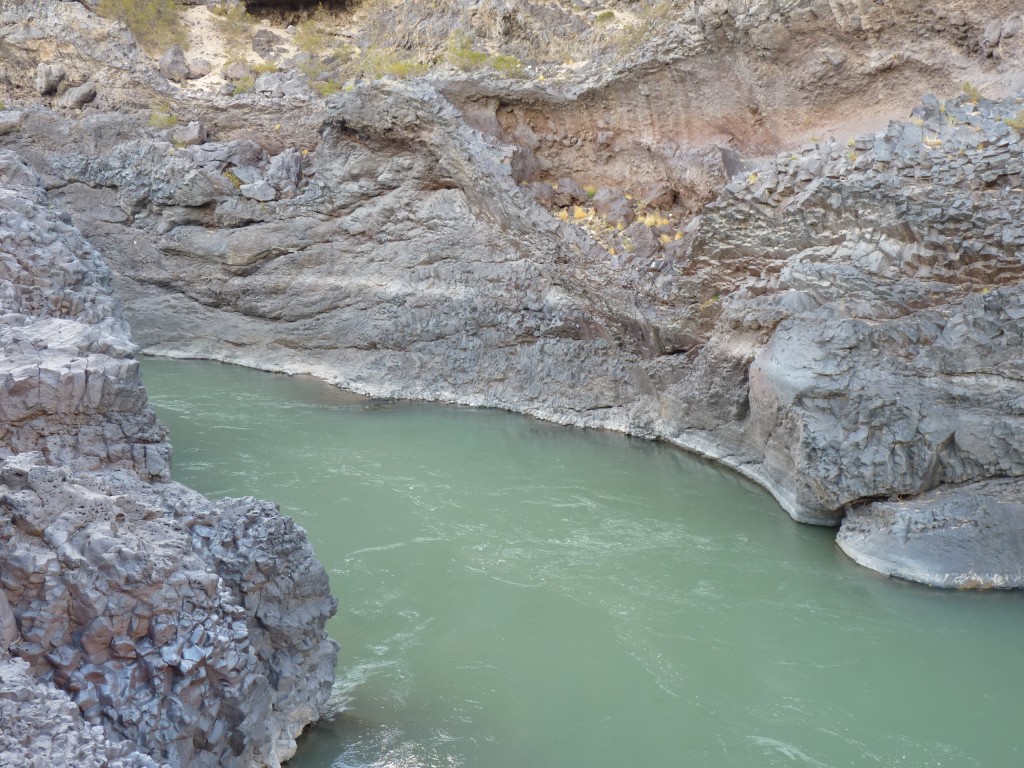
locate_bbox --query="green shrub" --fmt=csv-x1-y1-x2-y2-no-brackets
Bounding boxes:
212,4,255,59
97,0,186,53
148,104,178,129
448,30,488,70
223,169,242,189
614,0,672,56
962,81,982,104
355,47,427,79
491,53,523,76
294,4,335,54
295,23,332,54
233,74,256,95
312,79,342,97
595,10,615,23
446,30,523,76
1002,110,1024,133
252,60,279,74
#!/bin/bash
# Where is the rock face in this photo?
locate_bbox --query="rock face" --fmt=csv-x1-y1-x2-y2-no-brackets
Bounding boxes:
0,4,1023,761
0,652,157,768
0,0,1020,616
0,152,338,765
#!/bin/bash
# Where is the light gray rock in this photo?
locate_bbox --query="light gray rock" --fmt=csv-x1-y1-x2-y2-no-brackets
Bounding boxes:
240,179,277,201
222,61,250,81
254,70,312,98
34,62,65,95
159,46,189,83
266,147,301,190
0,592,17,652
186,58,212,79
837,479,1024,588
0,453,337,767
59,81,97,109
0,652,157,767
0,152,338,765
172,120,207,146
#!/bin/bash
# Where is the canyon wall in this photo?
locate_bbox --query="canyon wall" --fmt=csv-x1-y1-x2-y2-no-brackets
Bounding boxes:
1,0,1022,609
3,0,1024,761
0,150,338,765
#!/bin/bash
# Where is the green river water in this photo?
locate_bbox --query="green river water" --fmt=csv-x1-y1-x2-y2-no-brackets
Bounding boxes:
141,358,1024,768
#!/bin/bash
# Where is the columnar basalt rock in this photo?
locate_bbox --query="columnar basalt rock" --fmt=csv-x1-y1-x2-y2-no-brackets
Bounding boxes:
0,154,338,765
6,75,1024,588
1,0,1022,603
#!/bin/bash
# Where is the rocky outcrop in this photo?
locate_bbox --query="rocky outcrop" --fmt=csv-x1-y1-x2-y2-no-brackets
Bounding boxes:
0,453,337,767
8,74,1020,588
0,651,157,768
0,152,338,765
5,70,1024,588
0,0,1019,650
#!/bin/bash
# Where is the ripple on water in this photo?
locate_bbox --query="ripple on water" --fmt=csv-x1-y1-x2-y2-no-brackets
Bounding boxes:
141,358,1024,768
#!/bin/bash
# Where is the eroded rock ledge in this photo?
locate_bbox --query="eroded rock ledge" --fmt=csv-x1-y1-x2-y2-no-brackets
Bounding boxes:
0,153,337,766
1,3,1022,594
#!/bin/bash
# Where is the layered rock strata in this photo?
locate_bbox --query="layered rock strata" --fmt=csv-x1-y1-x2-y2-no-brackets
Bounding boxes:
1,2,1022,593
0,153,338,765
9,80,1021,589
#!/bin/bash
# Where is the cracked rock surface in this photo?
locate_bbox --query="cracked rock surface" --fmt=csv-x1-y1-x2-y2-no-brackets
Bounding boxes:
0,152,337,766
0,1,1021,617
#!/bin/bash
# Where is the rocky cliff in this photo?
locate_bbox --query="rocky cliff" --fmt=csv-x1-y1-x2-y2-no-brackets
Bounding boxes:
3,0,1024,762
0,0,1020,703
0,150,338,765
2,0,1023,594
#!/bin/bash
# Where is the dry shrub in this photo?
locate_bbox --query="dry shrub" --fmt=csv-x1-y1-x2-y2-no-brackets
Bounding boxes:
97,0,186,53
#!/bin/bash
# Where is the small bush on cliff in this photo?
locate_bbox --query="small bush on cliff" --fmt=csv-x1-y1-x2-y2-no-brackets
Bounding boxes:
294,5,334,54
1002,110,1024,133
212,5,256,60
962,81,983,104
446,30,524,77
98,0,186,53
312,79,342,97
354,48,427,80
233,74,256,95
448,30,488,71
148,103,178,129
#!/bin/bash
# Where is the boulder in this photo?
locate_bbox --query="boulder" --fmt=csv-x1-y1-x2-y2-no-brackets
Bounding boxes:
591,187,634,225
637,182,676,209
267,147,301,190
34,62,65,95
525,180,555,207
551,177,588,207
252,27,286,59
158,46,189,83
171,120,207,146
240,179,277,201
222,61,250,81
186,57,212,79
59,81,97,109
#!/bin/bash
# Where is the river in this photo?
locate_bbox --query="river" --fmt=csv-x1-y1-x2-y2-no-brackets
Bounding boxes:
142,358,1024,768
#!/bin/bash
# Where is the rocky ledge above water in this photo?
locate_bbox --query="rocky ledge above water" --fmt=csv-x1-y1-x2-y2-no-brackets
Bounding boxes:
12,73,1020,590
0,152,338,766
2,0,1024,763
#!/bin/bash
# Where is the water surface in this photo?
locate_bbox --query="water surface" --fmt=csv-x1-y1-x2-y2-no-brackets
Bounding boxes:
142,358,1024,768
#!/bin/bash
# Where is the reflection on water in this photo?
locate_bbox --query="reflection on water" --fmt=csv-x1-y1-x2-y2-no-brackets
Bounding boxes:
143,358,1024,768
